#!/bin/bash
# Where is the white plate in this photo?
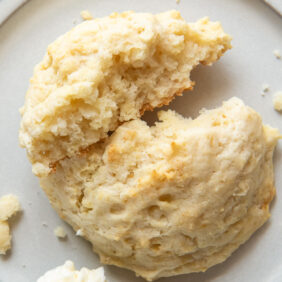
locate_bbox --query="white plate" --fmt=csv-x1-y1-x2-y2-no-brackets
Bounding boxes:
0,0,281,281
0,0,27,25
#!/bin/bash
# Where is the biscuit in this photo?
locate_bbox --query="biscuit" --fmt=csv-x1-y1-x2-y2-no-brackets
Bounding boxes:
40,98,281,281
19,11,231,177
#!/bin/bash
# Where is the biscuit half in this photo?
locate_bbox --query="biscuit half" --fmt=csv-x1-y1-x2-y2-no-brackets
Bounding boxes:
19,11,232,177
40,98,281,281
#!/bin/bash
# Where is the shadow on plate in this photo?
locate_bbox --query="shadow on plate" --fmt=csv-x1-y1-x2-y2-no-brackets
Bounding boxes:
142,61,232,126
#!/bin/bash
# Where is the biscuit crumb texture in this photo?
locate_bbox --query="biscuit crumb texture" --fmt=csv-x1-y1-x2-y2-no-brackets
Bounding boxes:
273,91,282,111
80,10,93,21
37,260,106,282
40,98,280,281
54,226,67,239
0,194,21,255
19,10,232,177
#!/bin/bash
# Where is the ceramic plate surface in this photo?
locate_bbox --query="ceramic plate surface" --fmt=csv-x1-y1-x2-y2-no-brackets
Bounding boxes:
0,0,281,281
0,0,27,25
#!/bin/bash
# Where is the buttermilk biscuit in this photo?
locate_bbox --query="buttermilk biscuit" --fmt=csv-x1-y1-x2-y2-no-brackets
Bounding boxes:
40,98,280,281
19,11,231,177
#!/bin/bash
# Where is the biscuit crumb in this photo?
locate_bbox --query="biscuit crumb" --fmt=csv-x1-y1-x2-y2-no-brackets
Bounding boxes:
273,91,282,111
273,49,281,59
261,83,270,96
0,194,21,255
37,261,106,282
76,229,84,237
0,222,10,255
80,10,93,21
0,194,21,221
54,226,67,239
262,83,270,93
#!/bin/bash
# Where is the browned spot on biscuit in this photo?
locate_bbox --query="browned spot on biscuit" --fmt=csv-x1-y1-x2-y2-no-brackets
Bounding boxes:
107,145,121,163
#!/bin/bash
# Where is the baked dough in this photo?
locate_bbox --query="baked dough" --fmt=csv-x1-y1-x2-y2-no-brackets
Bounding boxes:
40,98,281,281
0,194,21,255
0,221,10,255
273,91,282,111
37,260,106,282
80,10,93,21
54,226,67,239
19,10,231,177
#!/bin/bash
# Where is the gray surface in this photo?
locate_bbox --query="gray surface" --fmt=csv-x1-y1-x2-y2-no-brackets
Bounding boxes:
0,0,28,25
0,0,281,281
264,0,282,16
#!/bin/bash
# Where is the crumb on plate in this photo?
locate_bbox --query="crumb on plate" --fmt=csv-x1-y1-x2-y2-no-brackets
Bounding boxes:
273,49,281,59
54,226,67,239
76,229,84,237
262,83,270,93
273,91,282,111
0,194,21,255
37,261,106,282
261,83,270,96
80,10,93,21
